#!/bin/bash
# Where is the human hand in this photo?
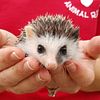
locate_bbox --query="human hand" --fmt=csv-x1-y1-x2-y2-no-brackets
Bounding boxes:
48,36,100,93
80,36,100,92
0,29,51,94
80,57,100,92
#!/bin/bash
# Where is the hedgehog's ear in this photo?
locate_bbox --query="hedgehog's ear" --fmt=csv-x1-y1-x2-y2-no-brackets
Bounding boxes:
24,25,35,38
71,27,79,41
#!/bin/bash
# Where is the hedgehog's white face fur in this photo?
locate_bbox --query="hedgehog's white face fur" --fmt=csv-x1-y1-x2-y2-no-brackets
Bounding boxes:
16,15,80,70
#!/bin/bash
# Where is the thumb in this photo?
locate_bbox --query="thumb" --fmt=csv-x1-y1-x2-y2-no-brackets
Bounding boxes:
86,36,100,59
0,29,18,46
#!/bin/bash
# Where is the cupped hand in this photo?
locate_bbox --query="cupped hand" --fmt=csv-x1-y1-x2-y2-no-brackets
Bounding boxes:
0,29,51,94
48,36,100,93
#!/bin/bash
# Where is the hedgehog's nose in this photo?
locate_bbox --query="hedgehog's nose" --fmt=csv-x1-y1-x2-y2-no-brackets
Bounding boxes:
46,63,57,70
44,57,58,70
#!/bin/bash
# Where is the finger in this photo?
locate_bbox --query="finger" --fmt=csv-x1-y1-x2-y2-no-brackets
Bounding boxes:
0,30,8,47
0,46,25,71
0,57,40,87
87,36,100,59
66,60,95,87
7,69,51,94
49,66,80,93
0,29,18,47
81,57,100,92
81,36,100,59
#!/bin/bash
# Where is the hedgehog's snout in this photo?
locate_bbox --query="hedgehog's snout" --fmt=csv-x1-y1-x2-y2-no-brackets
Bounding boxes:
40,56,58,70
46,63,58,70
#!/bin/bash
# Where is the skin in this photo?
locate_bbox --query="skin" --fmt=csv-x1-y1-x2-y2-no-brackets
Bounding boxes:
80,37,100,92
0,29,51,93
0,29,100,94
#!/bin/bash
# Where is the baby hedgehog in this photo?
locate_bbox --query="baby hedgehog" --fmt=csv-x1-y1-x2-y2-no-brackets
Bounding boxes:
16,14,80,97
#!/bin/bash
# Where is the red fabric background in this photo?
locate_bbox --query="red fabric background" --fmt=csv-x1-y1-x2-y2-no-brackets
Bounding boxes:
0,0,100,100
0,0,99,39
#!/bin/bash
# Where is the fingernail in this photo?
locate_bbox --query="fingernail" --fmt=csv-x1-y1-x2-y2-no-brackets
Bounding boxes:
24,58,40,71
67,63,76,73
37,70,51,82
11,52,22,60
37,74,46,82
25,61,35,70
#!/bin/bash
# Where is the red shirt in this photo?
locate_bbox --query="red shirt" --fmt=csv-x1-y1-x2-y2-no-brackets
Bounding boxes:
0,0,100,100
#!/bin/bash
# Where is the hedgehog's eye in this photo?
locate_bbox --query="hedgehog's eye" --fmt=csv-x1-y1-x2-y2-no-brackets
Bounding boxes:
59,45,67,56
37,44,45,54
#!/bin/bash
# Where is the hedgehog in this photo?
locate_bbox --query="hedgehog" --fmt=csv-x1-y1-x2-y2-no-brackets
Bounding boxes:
16,14,80,97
